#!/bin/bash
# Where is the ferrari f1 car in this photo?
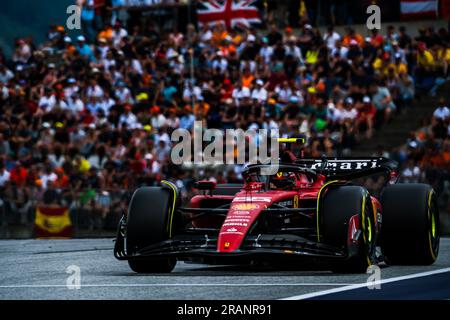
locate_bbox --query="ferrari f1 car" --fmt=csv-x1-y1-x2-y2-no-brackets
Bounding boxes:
114,139,440,273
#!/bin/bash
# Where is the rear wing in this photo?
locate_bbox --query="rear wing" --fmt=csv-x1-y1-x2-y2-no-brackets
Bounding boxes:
294,157,399,180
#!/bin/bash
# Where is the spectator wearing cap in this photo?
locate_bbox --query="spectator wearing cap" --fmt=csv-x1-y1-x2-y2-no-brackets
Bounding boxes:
86,78,104,99
373,52,393,77
238,34,259,61
12,39,31,64
67,92,85,115
342,28,364,48
341,97,358,121
275,81,293,105
62,36,76,57
251,79,268,103
415,42,436,94
346,39,362,61
259,37,274,64
433,98,450,121
232,81,251,106
392,52,408,75
285,35,304,64
180,106,195,130
150,106,166,130
416,42,435,69
356,96,376,139
119,104,138,130
76,35,94,61
38,88,56,113
97,91,115,116
165,108,180,130
64,78,79,98
212,51,228,74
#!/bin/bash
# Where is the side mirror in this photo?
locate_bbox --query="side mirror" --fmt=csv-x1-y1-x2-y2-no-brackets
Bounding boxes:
194,180,217,191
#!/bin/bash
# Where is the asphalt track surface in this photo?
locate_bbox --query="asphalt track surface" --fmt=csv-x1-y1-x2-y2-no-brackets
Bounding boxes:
0,238,449,300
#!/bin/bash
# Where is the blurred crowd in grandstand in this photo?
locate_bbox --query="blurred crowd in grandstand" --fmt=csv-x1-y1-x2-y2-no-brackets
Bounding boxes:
0,2,449,232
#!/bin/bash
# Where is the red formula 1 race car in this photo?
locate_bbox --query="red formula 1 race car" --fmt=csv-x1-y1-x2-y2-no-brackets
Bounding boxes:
114,140,440,273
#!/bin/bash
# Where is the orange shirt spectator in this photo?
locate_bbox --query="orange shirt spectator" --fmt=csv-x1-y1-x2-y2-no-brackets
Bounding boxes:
194,100,210,118
98,27,113,41
420,152,446,168
343,33,364,47
212,26,228,47
241,73,255,88
53,168,69,189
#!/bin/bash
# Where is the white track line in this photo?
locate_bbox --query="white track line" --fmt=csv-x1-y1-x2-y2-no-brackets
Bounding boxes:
0,283,356,289
280,267,450,300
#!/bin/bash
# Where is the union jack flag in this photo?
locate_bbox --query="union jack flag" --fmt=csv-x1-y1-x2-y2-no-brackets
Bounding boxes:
197,0,262,30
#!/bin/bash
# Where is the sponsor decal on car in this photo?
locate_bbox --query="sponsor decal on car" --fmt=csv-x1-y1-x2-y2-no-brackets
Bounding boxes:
232,197,272,203
227,227,238,232
231,210,250,215
222,222,248,227
232,203,260,210
225,218,250,222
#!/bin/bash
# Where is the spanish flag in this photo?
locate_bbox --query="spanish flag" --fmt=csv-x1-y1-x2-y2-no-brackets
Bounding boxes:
34,206,73,239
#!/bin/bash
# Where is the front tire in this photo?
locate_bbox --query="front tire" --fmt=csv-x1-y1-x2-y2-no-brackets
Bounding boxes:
380,184,439,265
322,185,377,273
126,187,177,273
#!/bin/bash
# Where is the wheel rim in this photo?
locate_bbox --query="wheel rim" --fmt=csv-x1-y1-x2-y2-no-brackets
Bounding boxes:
366,216,372,243
428,191,439,260
362,194,375,266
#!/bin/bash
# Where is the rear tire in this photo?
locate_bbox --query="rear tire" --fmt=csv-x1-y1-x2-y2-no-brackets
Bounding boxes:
126,187,177,273
380,184,439,265
322,186,377,273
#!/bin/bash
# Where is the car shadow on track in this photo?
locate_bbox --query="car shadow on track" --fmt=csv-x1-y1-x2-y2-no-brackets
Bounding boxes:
110,262,389,277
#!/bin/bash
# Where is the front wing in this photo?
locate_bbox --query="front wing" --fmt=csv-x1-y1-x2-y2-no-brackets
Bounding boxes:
114,233,356,265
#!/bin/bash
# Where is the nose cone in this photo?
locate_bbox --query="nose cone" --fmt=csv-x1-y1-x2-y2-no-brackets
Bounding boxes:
217,200,266,252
